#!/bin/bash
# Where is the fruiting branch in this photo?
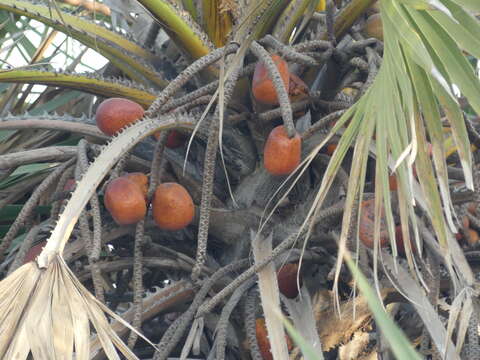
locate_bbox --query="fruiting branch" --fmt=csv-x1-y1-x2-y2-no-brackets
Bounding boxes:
36,115,193,268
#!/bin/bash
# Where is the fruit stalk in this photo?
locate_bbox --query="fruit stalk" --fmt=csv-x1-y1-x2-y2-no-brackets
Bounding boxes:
190,55,243,281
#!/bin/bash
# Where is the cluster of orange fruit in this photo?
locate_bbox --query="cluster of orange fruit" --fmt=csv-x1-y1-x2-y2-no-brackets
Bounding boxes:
91,54,309,230
251,54,306,176
95,98,194,230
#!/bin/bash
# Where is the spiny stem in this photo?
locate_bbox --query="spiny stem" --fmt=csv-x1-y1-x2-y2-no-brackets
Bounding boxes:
302,109,346,139
190,115,218,282
50,164,75,218
149,132,168,195
356,48,378,99
349,57,369,72
77,140,105,303
190,57,243,282
146,44,239,116
37,115,192,268
127,219,145,348
153,260,248,360
161,63,256,114
466,304,480,358
215,278,256,360
244,289,263,360
128,130,168,348
173,95,212,114
293,40,332,52
196,231,299,317
196,200,345,316
260,35,318,66
162,81,219,112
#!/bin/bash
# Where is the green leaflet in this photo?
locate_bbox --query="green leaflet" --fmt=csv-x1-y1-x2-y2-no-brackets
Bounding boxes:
242,0,291,41
429,0,480,59
449,0,480,12
0,70,156,107
381,1,437,78
2,1,150,56
407,9,480,116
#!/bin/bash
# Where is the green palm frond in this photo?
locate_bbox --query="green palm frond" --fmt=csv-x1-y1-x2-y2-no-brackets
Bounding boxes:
0,0,168,88
136,0,214,60
295,0,480,298
0,69,156,107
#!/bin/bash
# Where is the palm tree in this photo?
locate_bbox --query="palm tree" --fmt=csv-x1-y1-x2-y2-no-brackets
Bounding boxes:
0,0,478,358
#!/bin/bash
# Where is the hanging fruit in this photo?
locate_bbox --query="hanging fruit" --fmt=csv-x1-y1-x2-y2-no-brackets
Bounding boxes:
104,175,147,225
264,125,301,176
95,97,145,136
154,130,188,149
359,198,389,249
123,172,148,197
255,318,293,360
277,262,302,298
252,54,290,105
152,183,195,230
363,13,383,41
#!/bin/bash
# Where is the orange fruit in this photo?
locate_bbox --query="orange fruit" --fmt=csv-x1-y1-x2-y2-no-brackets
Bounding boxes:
263,125,301,176
152,183,194,230
123,172,148,197
277,263,301,298
104,176,147,225
95,98,145,136
363,14,383,41
288,72,309,102
255,318,293,360
154,130,188,149
252,54,290,105
359,198,389,249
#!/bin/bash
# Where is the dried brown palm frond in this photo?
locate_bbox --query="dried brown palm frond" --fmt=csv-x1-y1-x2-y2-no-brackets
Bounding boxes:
0,256,141,359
